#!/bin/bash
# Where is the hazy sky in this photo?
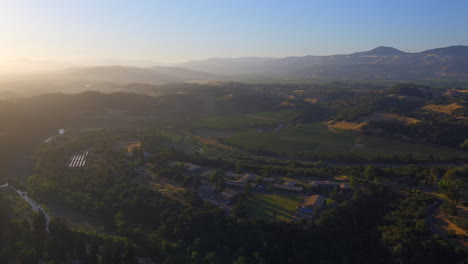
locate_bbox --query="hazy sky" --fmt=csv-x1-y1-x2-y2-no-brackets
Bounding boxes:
1,0,467,63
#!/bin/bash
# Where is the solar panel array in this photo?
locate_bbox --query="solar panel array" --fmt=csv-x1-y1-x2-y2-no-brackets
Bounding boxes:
68,151,89,168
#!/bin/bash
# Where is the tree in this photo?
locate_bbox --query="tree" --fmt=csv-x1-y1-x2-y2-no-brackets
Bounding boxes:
244,179,252,196
204,252,217,264
442,201,458,216
329,188,343,203
262,165,272,178
266,183,274,192
236,161,242,174
428,153,435,162
32,210,47,253
114,211,126,234
460,139,468,151
423,168,438,186
210,170,221,183
233,256,247,264
349,175,356,187
193,175,201,190
363,165,376,181
215,175,225,192
137,147,144,165
233,194,247,219
443,169,457,181
101,238,119,264
124,240,138,264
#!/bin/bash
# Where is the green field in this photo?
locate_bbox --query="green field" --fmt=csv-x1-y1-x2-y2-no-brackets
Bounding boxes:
201,109,299,129
247,193,302,221
226,123,468,159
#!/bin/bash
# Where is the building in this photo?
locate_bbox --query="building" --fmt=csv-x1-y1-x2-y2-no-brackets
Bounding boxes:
294,194,327,222
301,194,326,211
273,181,303,192
309,180,350,191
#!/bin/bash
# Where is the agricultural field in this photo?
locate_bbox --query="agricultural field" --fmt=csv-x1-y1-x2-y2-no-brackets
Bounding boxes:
200,109,299,129
225,122,468,159
247,193,302,221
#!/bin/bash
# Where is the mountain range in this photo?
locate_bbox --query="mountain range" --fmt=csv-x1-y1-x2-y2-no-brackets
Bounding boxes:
2,46,468,84
178,45,468,80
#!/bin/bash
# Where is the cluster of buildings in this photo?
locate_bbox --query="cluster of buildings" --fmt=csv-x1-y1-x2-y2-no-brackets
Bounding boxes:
171,161,355,222
294,180,353,221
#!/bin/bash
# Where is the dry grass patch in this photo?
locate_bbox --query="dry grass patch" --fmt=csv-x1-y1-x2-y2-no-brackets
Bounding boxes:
334,175,349,181
422,103,462,115
112,138,142,154
148,181,186,201
326,111,419,132
358,112,420,125
326,121,366,131
198,137,235,150
304,97,318,104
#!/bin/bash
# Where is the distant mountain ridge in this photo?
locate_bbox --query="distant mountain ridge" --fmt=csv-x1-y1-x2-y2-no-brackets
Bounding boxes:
178,45,468,80
57,65,217,84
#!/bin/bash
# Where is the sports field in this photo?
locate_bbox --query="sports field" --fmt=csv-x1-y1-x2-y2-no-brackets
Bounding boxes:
247,193,302,221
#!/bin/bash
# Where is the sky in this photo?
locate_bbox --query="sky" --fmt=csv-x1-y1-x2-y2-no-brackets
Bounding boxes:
0,0,468,63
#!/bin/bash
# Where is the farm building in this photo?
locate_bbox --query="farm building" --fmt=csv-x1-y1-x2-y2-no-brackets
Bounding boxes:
301,194,326,211
309,180,350,191
273,181,303,192
294,194,327,221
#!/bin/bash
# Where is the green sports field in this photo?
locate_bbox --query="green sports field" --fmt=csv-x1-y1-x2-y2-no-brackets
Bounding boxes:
247,193,302,221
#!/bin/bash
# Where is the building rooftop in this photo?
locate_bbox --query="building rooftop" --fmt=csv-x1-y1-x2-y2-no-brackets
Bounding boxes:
302,194,326,209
